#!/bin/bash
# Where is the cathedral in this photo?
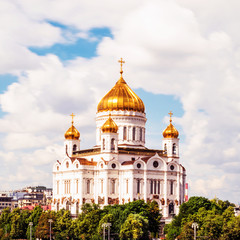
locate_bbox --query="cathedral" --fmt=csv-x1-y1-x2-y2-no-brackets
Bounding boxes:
52,59,186,221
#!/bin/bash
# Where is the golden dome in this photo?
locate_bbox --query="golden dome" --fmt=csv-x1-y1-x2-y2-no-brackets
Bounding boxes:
101,116,118,133
163,111,179,138
64,113,80,140
97,58,145,113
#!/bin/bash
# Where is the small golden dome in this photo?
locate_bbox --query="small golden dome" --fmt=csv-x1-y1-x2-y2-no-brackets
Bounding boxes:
97,58,145,113
163,111,179,138
101,116,118,133
64,113,80,140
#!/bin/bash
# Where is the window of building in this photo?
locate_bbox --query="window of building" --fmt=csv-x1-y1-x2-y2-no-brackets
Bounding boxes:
126,179,129,194
76,202,79,216
87,180,90,194
139,128,142,141
101,180,103,194
111,180,115,194
150,180,153,194
102,139,105,150
111,138,115,150
76,179,79,194
137,180,140,194
66,162,69,168
57,181,59,195
164,144,167,154
73,144,77,151
172,143,176,155
169,202,174,215
154,180,157,194
158,181,160,194
123,127,127,140
170,181,174,195
132,127,136,141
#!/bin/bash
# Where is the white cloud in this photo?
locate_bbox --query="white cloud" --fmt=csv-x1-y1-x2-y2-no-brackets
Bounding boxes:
0,0,240,203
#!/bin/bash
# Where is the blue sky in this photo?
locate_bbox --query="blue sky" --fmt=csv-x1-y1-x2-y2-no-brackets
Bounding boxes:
0,0,240,203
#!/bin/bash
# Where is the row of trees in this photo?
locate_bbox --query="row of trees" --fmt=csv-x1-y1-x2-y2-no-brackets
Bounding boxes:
0,200,161,240
165,196,239,240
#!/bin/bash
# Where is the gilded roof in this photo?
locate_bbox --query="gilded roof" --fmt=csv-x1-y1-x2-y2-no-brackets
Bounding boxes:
97,76,145,113
64,125,80,140
101,116,118,133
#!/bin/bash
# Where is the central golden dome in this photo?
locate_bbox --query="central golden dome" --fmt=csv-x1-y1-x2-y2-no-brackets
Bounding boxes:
97,68,145,113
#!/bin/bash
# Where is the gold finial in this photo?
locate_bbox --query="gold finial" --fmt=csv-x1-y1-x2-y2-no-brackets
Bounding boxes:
118,58,125,76
168,111,173,122
70,113,75,125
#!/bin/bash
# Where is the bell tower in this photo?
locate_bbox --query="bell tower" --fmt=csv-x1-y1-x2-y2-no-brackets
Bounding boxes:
64,113,80,157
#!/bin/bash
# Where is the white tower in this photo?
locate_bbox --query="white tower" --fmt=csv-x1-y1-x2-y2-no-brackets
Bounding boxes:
96,58,146,149
64,113,80,157
162,111,179,159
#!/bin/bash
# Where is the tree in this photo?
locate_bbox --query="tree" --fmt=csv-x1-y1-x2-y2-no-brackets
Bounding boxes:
35,211,56,240
54,209,73,240
120,214,149,240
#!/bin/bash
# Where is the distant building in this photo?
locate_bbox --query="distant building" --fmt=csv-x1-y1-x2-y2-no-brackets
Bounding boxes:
52,60,186,222
0,186,52,213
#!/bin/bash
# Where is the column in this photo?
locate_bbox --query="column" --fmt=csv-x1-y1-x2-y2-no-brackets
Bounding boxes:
164,171,168,218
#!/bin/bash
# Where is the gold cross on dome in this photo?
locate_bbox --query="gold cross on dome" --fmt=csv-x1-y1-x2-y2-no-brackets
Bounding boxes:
168,111,173,122
118,58,125,76
70,113,75,125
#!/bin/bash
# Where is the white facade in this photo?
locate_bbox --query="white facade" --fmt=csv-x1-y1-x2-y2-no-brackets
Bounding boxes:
52,73,186,221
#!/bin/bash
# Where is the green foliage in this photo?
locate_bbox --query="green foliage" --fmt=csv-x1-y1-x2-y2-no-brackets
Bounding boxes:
0,200,161,240
165,196,238,240
119,213,149,240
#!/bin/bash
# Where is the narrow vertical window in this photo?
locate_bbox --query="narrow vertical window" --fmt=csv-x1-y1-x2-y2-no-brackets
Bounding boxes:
64,180,66,194
164,144,167,154
170,181,173,195
172,143,176,155
112,180,115,194
126,179,129,194
132,127,136,141
76,202,79,216
111,138,115,150
76,179,78,194
57,181,59,195
123,127,127,140
139,128,142,141
87,180,90,194
137,180,140,194
103,139,105,150
73,144,77,151
150,180,153,194
154,180,157,194
101,179,103,194
158,181,160,194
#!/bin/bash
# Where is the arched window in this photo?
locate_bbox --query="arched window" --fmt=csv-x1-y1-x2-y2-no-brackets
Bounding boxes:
76,179,79,194
172,143,176,155
102,139,105,150
139,128,142,141
73,144,77,151
111,138,115,150
123,127,127,140
66,162,69,168
164,144,167,154
87,180,90,194
132,127,136,141
126,179,129,194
